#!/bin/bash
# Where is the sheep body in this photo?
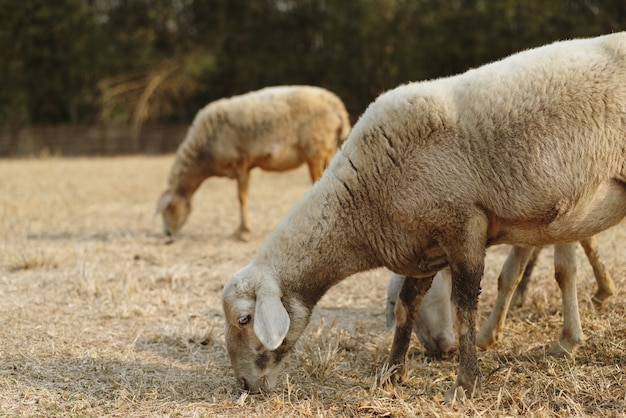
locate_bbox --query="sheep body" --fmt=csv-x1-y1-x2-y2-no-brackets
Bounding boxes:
156,85,350,239
222,33,626,399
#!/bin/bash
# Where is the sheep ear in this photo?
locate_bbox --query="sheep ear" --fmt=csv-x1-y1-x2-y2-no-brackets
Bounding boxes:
156,190,173,215
254,289,290,350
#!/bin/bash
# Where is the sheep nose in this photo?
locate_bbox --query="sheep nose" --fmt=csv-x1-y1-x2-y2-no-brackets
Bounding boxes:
436,334,456,354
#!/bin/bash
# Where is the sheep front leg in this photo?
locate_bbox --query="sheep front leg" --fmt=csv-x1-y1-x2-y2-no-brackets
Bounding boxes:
580,236,615,308
446,259,484,402
306,156,325,183
385,275,434,384
476,246,535,349
549,243,584,356
235,168,252,241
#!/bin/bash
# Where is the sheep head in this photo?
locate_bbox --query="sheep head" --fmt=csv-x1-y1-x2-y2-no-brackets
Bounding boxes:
222,264,310,394
412,269,457,355
156,189,191,236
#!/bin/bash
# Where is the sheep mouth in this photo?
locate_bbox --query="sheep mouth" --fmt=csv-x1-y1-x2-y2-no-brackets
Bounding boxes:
238,375,270,394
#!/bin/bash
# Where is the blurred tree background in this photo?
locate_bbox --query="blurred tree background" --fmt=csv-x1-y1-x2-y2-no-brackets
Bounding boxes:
1,0,624,127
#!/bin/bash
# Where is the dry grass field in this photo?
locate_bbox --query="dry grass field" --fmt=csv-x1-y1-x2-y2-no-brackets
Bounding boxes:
1,155,626,417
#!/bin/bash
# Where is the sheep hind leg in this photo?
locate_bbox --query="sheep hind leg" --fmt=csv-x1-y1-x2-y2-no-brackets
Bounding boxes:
580,236,615,308
235,168,252,242
548,243,584,357
510,247,542,309
476,246,536,350
385,275,434,385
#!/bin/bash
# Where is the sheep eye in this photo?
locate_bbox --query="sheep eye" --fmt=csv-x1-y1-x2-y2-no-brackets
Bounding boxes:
238,315,251,326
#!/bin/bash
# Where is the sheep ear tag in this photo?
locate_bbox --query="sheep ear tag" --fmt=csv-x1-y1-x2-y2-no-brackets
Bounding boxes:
254,290,290,350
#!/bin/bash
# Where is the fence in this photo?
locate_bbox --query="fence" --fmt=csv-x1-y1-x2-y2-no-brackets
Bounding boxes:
0,124,188,157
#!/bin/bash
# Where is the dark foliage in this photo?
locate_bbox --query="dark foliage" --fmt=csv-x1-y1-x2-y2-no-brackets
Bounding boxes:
1,0,624,125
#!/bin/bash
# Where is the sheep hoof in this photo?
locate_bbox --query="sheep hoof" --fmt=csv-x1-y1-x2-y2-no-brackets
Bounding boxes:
592,290,613,309
378,363,405,387
548,340,578,358
235,229,252,242
444,384,467,404
475,329,497,350
444,375,480,404
389,369,405,385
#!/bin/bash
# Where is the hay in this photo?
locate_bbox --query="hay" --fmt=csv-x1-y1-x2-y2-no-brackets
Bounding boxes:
1,156,624,417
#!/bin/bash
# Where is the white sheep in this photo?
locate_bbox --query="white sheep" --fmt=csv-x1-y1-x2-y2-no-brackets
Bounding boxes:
386,269,456,355
386,237,615,357
221,33,626,401
156,85,350,240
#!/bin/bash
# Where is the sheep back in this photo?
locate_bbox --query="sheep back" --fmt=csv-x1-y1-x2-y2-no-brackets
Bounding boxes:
337,32,626,248
168,85,350,189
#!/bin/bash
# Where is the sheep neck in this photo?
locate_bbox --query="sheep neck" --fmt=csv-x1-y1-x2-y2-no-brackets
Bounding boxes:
255,178,376,310
168,141,215,197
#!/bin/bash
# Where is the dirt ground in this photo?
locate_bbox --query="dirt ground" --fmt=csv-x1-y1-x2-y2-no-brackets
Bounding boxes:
1,156,625,417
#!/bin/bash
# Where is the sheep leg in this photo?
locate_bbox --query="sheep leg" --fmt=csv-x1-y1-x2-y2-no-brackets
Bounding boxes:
580,236,615,308
549,243,584,356
385,275,433,384
510,247,542,308
235,168,252,241
446,256,484,402
307,156,325,183
476,246,535,349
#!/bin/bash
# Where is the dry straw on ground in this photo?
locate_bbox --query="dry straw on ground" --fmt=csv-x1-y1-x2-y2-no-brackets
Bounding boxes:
1,156,625,417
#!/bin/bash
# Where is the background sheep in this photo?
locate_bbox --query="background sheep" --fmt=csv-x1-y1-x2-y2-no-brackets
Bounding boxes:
221,32,626,401
156,85,350,240
386,269,456,355
386,237,615,357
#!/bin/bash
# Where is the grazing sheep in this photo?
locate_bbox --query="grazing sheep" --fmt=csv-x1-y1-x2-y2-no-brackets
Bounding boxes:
386,269,456,355
387,237,615,357
156,85,350,240
222,33,626,401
